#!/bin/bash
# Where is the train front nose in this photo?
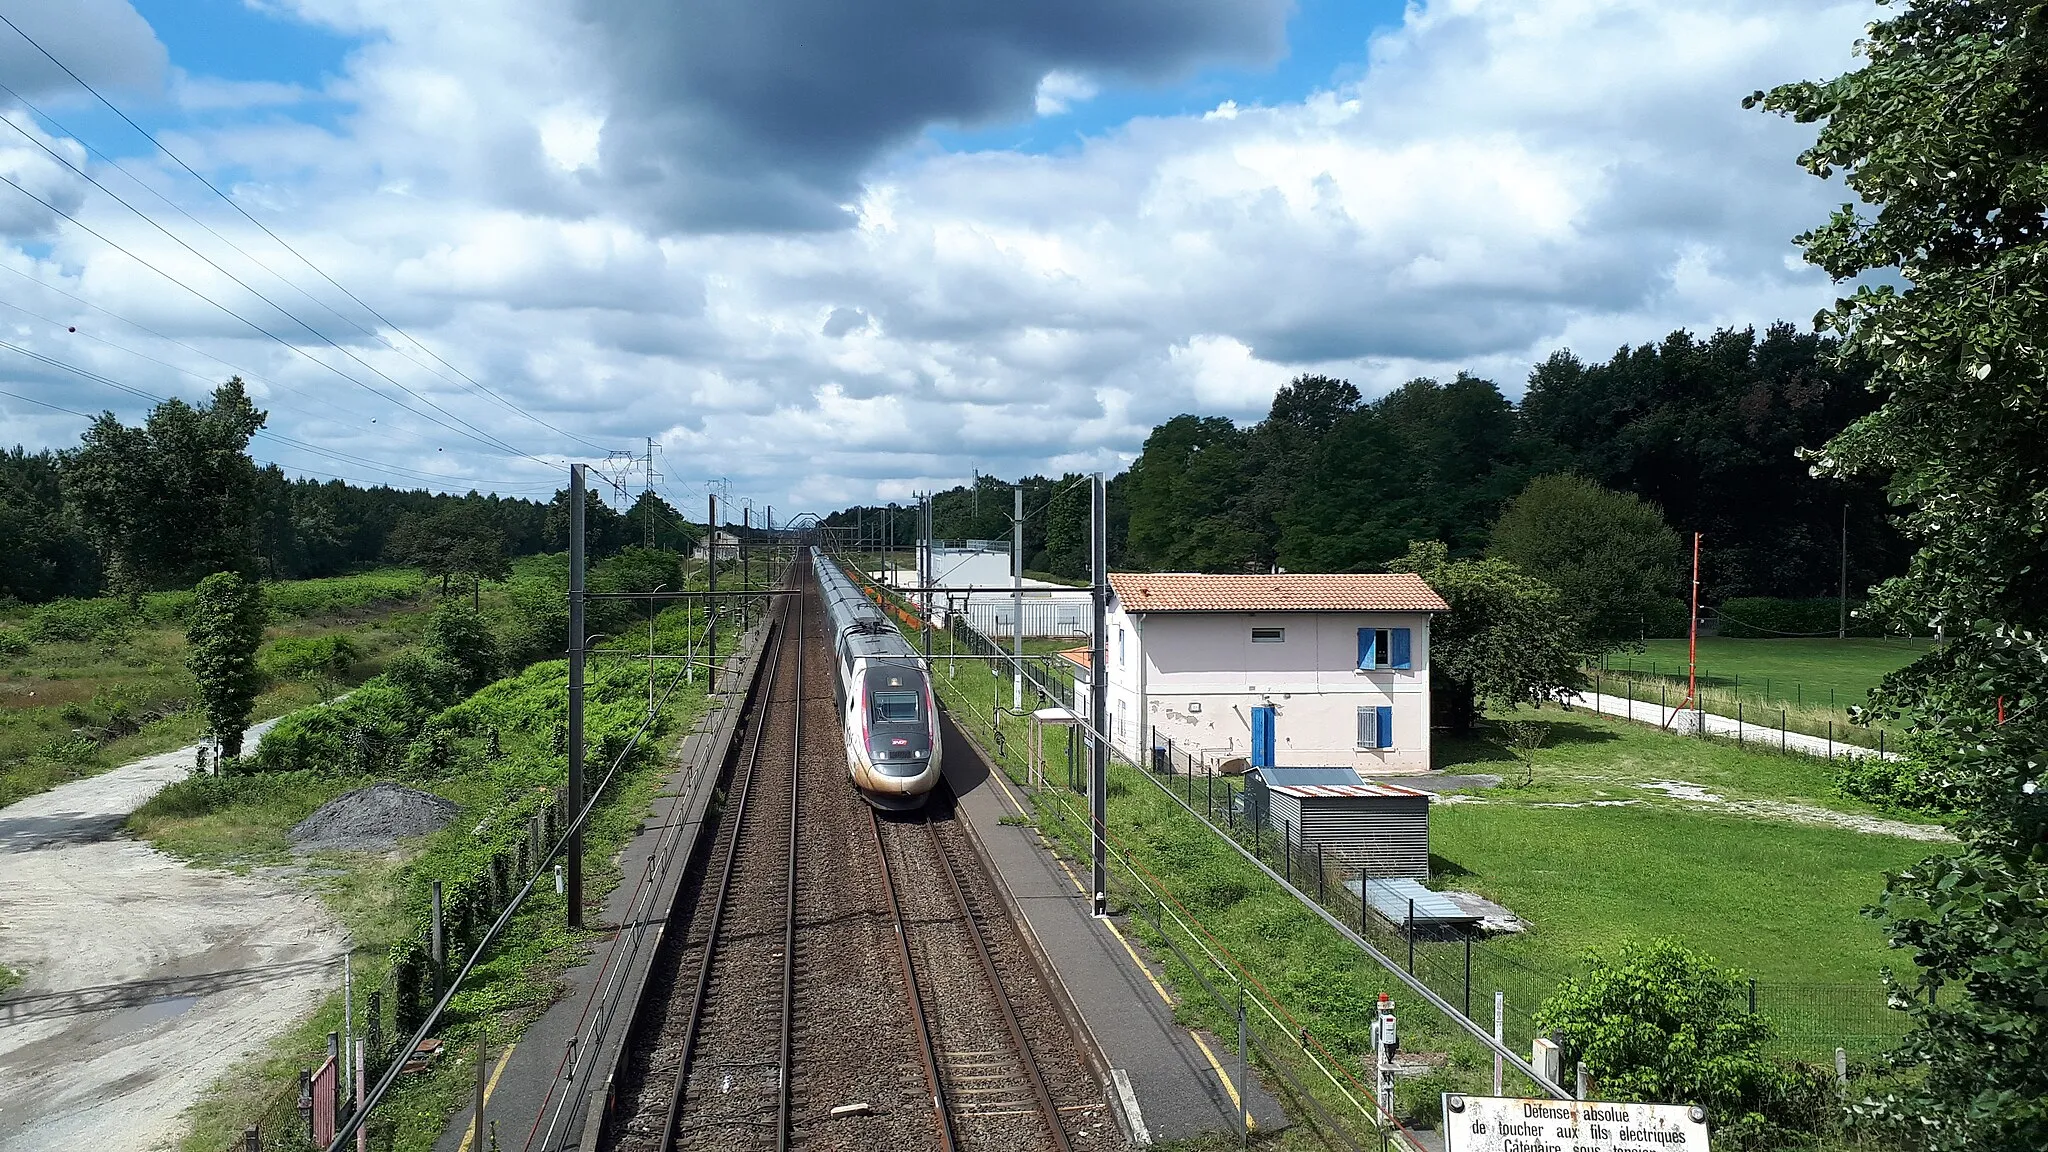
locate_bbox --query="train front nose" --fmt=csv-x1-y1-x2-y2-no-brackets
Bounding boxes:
867,728,932,775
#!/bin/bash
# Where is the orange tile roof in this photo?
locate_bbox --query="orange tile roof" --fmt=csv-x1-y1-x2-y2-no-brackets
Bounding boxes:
1056,646,1092,670
1106,571,1448,613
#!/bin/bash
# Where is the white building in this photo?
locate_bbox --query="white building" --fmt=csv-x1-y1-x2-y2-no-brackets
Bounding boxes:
1100,572,1448,774
692,530,742,562
896,544,1094,639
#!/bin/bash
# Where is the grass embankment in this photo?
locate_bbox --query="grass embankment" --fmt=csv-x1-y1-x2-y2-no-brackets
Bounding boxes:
0,570,429,807
1597,637,1931,749
137,553,779,1152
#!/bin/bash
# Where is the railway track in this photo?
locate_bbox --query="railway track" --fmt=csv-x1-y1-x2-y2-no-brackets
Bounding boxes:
610,585,803,1152
604,558,1115,1152
871,792,1111,1152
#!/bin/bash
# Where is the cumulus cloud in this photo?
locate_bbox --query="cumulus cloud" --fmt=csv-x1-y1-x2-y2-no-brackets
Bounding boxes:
0,0,1878,514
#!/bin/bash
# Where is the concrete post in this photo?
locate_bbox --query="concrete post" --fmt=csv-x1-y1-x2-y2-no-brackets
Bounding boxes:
1493,992,1505,1094
430,882,445,994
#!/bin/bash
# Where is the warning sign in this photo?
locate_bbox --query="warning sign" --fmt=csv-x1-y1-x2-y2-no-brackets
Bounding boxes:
1442,1095,1709,1152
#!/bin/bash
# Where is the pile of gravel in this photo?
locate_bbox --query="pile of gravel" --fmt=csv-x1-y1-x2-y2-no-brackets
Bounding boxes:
290,782,458,852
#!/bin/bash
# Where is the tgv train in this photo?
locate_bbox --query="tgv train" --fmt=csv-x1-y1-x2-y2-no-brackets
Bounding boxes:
811,548,943,809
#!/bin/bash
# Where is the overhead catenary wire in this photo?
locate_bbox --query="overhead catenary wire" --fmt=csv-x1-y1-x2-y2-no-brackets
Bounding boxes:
0,16,620,458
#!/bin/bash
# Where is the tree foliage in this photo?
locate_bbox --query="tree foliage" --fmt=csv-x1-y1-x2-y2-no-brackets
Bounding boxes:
385,502,511,595
1390,541,1586,731
185,571,268,759
421,601,502,698
1750,3,2048,1145
63,380,267,596
1490,473,1683,652
1535,940,1782,1141
1520,325,1904,601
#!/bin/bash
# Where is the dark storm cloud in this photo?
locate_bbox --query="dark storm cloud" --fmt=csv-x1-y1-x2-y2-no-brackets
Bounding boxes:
576,0,1290,231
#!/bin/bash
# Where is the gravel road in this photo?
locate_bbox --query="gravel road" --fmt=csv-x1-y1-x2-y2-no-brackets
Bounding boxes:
0,720,347,1152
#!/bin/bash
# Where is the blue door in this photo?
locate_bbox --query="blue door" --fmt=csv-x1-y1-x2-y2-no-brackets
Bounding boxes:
1251,706,1277,768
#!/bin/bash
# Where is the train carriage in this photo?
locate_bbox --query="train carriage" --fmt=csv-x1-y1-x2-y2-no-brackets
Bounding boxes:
812,548,943,808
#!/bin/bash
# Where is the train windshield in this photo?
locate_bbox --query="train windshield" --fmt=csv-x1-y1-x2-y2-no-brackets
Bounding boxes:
872,691,922,724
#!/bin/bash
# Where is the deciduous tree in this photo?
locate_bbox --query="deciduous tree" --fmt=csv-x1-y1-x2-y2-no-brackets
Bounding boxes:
1390,541,1585,731
1489,474,1682,652
1750,2,2048,1144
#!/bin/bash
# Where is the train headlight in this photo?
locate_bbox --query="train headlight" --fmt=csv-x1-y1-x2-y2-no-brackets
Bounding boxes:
915,749,928,759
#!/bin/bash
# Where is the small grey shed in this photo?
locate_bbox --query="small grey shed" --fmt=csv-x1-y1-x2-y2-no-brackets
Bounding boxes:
1244,767,1431,880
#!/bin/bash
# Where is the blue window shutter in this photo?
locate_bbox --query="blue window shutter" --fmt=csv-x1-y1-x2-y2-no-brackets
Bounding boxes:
1391,628,1412,670
1377,706,1394,749
1357,627,1374,670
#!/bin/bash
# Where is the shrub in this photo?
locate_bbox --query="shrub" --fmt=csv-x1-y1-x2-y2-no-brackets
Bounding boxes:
422,602,501,696
259,634,360,684
27,597,135,643
1715,597,1888,639
1835,751,1954,815
0,626,27,656
1535,940,1779,1137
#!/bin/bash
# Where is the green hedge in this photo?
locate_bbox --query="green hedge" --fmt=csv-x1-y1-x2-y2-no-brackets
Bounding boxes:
1714,597,1886,639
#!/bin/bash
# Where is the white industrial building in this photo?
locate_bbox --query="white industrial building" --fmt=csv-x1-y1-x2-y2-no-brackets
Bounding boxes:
1099,572,1448,774
886,543,1094,639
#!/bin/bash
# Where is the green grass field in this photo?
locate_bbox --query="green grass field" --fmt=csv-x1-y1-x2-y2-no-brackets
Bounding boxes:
0,570,430,809
1615,637,1930,708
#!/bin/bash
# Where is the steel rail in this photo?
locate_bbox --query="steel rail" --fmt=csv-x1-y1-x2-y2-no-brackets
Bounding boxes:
775,572,804,1152
870,809,957,1152
654,602,795,1152
926,815,1073,1152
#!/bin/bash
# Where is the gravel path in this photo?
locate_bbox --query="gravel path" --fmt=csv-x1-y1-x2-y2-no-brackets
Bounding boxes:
1562,689,1896,760
0,719,347,1152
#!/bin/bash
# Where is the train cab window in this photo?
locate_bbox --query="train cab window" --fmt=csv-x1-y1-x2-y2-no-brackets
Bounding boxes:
872,692,922,724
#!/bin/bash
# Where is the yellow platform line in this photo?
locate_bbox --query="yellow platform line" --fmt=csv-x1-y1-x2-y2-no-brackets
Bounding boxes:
454,1040,519,1152
981,765,1250,1128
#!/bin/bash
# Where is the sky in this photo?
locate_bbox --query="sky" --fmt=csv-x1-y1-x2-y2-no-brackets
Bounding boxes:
0,0,1876,521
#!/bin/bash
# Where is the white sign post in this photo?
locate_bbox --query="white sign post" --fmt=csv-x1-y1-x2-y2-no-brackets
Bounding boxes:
1443,1095,1710,1152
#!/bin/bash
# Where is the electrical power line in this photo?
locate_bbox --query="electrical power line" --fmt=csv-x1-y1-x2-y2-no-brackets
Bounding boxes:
0,129,562,469
0,287,550,468
0,340,554,491
0,14,620,457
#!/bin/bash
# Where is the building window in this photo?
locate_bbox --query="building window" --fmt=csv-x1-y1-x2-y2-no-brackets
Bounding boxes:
1356,705,1394,749
1356,627,1413,670
1117,627,1126,666
1117,699,1128,740
1251,627,1285,643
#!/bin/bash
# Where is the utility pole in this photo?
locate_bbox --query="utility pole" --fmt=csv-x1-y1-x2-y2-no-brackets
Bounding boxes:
921,492,933,662
1012,486,1024,711
1839,503,1849,640
567,463,586,929
1089,471,1108,917
642,438,660,548
707,494,718,690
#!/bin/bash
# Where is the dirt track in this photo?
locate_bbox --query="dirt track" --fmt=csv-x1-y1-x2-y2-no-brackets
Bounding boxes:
0,723,346,1152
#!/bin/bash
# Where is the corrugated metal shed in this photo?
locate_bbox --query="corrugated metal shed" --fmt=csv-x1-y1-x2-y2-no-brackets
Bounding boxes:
1246,767,1431,880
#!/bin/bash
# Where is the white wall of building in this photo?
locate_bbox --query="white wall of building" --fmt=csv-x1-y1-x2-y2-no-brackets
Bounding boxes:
1101,601,1435,773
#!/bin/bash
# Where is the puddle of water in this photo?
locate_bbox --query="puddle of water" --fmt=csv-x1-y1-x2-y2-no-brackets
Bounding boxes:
89,993,199,1040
